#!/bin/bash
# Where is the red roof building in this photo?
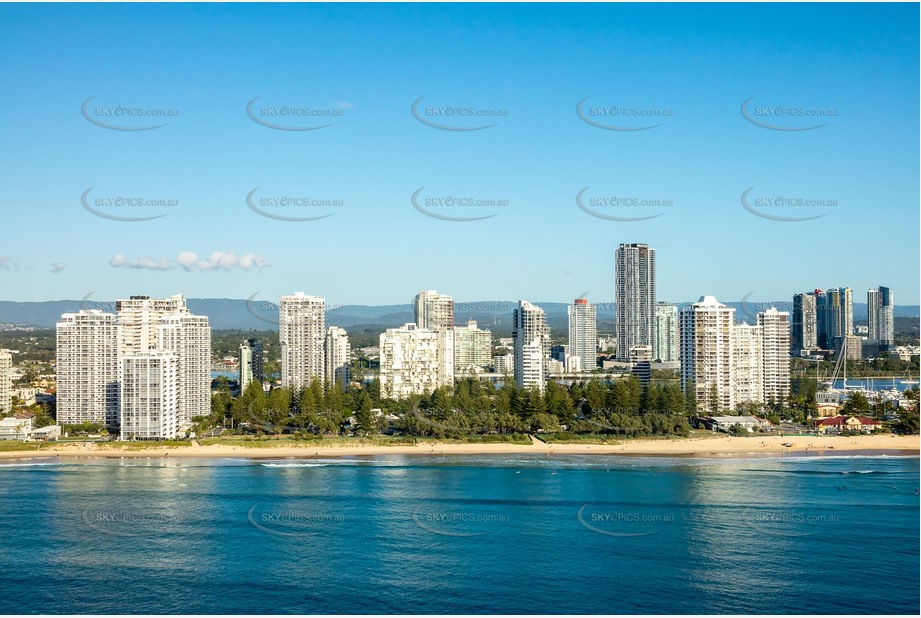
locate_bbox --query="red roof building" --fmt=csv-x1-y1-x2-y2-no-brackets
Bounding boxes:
816,415,881,433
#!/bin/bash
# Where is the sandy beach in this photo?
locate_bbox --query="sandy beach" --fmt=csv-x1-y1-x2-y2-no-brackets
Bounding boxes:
1,433,918,461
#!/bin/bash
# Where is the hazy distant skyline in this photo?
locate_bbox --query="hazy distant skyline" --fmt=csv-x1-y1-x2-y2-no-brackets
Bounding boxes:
0,3,917,305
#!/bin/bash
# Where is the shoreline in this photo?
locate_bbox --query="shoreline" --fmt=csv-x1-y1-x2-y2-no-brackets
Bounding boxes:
1,434,918,461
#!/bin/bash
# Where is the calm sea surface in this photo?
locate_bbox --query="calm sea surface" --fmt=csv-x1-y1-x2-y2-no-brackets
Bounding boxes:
0,454,918,614
825,378,918,392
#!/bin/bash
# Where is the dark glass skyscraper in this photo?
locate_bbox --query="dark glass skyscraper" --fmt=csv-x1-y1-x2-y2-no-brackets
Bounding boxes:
239,338,264,390
792,292,818,352
614,243,656,361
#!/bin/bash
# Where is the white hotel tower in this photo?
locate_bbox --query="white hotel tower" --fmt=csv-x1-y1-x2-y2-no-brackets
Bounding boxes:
680,296,735,412
454,320,492,373
731,323,763,405
413,290,455,388
325,326,351,390
116,295,211,427
280,293,326,390
54,295,208,436
56,310,120,426
413,290,455,331
757,307,791,405
379,323,443,400
116,294,189,356
513,300,551,391
0,349,13,416
567,298,597,373
159,312,212,422
120,351,180,440
683,298,791,414
654,301,679,363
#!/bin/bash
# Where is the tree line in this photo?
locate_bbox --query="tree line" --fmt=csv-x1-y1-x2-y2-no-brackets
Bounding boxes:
205,376,700,439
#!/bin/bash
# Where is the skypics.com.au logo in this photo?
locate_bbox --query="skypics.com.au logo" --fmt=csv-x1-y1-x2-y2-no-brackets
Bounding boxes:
741,97,837,131
246,97,349,131
411,188,508,222
411,97,508,131
81,97,178,131
576,97,673,131
81,187,178,222
740,187,836,222
576,188,672,221
246,188,343,222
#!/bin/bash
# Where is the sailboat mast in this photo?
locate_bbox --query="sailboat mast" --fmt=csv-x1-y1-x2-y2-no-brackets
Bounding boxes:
842,336,846,386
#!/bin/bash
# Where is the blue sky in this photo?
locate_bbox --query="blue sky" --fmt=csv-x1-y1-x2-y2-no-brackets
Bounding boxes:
0,2,917,308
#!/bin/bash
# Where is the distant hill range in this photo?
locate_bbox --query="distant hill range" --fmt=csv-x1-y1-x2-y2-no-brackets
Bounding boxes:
1,298,918,331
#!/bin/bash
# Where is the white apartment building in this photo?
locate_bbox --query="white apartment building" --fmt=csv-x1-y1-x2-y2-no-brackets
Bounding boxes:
119,351,180,440
628,345,653,363
379,323,444,399
413,290,455,331
568,298,597,372
843,334,863,362
758,307,791,404
454,320,492,372
117,295,210,424
56,310,119,426
654,301,679,362
615,243,656,361
413,290,455,388
240,340,254,391
732,323,764,405
494,353,515,376
0,415,32,440
158,313,211,422
280,293,326,390
891,345,920,362
436,329,454,390
682,302,792,413
513,300,551,391
680,296,735,413
564,355,582,373
325,326,351,390
116,294,188,356
597,336,617,354
0,349,12,416
518,339,545,391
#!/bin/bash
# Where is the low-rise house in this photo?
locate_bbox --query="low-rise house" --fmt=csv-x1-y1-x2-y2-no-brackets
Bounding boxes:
31,425,61,441
12,387,39,407
817,391,847,405
815,415,882,434
703,415,773,433
0,415,34,440
816,403,843,418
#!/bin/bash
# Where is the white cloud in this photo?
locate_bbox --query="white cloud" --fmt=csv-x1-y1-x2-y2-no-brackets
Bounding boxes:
49,262,66,274
187,251,271,272
110,253,171,271
111,251,270,272
0,256,17,271
177,251,199,272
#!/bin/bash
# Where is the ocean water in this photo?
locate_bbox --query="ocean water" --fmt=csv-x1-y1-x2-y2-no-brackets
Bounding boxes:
0,453,918,614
